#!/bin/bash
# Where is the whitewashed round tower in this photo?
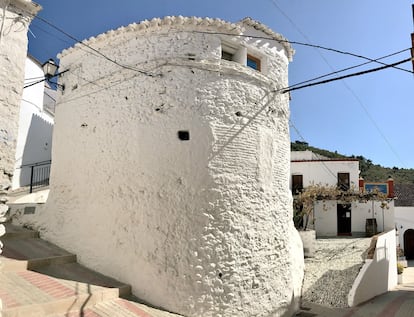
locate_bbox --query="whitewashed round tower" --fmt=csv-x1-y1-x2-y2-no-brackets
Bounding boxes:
28,16,304,316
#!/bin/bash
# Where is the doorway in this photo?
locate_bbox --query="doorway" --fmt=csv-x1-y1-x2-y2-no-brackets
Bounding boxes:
404,229,414,259
337,204,351,235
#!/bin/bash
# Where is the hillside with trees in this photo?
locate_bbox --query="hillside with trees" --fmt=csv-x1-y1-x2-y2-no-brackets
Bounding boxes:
291,141,414,184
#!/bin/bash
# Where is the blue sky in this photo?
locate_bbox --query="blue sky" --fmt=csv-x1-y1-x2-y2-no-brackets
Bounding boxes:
28,1,414,168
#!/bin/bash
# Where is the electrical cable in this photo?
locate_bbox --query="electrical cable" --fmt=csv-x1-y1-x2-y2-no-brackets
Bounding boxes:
269,0,407,166
23,7,411,167
288,48,411,89
24,75,48,81
27,7,412,78
0,0,10,44
31,14,160,78
30,23,105,60
281,57,412,93
268,0,412,75
24,78,46,89
194,30,414,74
289,120,340,181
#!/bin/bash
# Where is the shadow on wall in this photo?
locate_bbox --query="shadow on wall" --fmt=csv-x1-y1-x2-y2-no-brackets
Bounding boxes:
19,114,53,187
302,263,363,308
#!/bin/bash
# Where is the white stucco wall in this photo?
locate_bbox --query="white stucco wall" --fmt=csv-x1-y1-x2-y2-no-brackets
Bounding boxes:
14,17,303,317
291,159,360,189
12,56,54,190
314,201,395,237
348,229,397,307
0,3,40,314
0,0,40,190
395,206,414,251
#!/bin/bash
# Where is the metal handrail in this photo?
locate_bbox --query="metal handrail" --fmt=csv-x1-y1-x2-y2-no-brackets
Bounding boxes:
20,160,51,168
21,161,51,193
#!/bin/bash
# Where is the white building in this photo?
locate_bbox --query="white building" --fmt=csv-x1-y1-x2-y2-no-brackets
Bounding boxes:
291,150,395,237
12,55,55,191
394,184,414,259
15,17,304,317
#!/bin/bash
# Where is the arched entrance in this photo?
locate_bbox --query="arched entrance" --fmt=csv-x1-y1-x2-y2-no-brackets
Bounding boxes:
404,229,414,259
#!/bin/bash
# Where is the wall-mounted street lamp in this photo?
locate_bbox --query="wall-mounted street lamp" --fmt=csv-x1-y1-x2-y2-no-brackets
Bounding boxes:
41,59,67,91
24,59,68,90
42,59,59,79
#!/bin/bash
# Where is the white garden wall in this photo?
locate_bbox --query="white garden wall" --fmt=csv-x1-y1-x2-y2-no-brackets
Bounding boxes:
348,229,397,307
13,17,303,317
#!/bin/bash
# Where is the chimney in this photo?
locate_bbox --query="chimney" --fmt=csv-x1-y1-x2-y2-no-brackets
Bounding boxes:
359,177,364,193
387,177,394,198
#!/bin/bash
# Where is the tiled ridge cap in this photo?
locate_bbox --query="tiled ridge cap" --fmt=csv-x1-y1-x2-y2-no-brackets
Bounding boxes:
239,17,294,60
291,158,359,162
59,16,293,60
59,16,242,58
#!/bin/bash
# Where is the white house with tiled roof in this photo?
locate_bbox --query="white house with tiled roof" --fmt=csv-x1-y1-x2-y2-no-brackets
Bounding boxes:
291,150,395,237
13,16,303,317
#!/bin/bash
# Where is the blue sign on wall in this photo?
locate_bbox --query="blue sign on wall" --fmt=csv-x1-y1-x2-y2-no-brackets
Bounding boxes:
364,183,388,194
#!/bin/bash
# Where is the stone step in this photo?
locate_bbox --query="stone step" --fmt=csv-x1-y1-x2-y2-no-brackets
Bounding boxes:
0,224,133,317
1,236,76,271
44,298,182,317
33,262,131,297
0,269,129,317
2,222,39,239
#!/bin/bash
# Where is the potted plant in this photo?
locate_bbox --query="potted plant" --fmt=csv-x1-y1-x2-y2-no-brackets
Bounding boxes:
397,262,404,284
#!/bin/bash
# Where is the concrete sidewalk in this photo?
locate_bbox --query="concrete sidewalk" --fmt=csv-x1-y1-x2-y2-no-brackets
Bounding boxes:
0,223,180,317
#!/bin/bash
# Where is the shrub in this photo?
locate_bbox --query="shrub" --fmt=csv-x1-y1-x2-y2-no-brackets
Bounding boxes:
397,263,404,275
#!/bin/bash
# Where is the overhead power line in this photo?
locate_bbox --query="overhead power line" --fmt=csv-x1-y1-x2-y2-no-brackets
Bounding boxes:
194,31,414,75
23,11,160,78
288,48,411,89
28,8,412,77
269,0,406,166
281,57,412,93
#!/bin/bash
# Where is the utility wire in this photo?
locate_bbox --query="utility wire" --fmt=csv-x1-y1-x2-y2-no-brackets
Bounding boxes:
32,15,160,78
30,23,105,60
288,48,411,89
288,57,412,177
24,78,46,89
289,120,339,181
269,0,413,75
194,31,414,74
28,9,412,77
269,0,406,166
281,57,412,93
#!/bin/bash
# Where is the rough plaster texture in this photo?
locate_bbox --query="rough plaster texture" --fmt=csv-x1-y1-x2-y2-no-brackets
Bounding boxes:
14,17,303,317
0,0,40,265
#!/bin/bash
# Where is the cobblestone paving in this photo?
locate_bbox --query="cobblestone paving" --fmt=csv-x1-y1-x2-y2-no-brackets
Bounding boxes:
302,237,372,308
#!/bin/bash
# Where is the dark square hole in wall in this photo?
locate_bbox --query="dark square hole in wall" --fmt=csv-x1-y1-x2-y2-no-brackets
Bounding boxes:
24,206,36,215
178,130,190,141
